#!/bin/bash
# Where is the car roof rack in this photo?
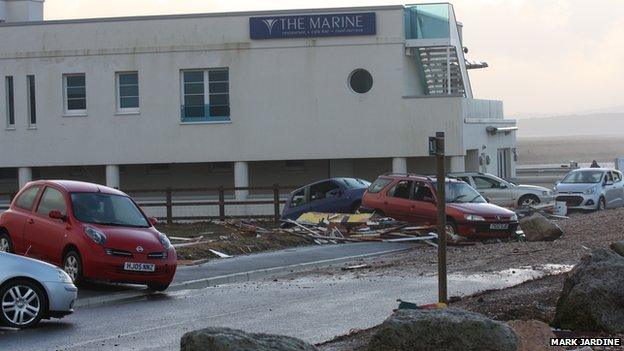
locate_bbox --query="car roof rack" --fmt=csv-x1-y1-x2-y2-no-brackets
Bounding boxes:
381,172,432,181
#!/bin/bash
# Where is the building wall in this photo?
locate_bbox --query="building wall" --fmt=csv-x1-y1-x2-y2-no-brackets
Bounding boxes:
0,6,468,170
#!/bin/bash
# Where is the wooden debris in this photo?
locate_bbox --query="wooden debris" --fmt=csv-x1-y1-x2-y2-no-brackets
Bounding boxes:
341,264,372,271
208,249,233,258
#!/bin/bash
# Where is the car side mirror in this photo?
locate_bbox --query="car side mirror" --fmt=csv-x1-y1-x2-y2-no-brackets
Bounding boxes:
49,210,67,221
149,217,158,226
499,184,508,189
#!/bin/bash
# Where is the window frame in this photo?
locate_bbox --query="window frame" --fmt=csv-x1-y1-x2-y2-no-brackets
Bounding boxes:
36,186,67,218
115,71,140,114
473,176,500,189
26,74,36,128
63,73,87,116
14,186,42,211
5,76,15,129
289,188,309,208
179,68,230,124
387,180,414,200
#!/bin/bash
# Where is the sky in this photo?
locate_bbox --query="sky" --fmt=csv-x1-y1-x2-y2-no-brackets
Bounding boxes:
43,0,624,117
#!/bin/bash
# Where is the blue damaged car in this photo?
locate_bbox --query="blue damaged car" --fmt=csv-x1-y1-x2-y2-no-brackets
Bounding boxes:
281,178,371,221
554,168,624,210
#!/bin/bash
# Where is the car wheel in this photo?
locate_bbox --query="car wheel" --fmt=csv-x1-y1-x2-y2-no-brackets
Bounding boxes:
518,194,540,208
63,251,84,286
0,279,47,328
147,283,170,292
0,234,12,253
445,219,458,237
598,197,606,211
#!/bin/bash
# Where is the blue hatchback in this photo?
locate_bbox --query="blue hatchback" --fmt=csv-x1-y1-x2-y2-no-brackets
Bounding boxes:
281,178,371,221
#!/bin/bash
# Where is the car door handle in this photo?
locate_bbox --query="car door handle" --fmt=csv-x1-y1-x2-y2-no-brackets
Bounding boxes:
27,218,34,224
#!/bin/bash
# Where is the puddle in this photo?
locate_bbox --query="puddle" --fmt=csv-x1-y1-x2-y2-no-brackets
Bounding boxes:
448,264,573,290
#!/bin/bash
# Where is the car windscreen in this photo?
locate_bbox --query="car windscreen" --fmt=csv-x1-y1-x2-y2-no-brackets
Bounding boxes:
433,182,486,203
70,192,149,227
341,178,371,189
561,171,603,184
368,178,392,193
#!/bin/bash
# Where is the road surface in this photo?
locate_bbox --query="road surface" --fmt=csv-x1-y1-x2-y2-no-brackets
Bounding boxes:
77,242,414,300
1,266,553,351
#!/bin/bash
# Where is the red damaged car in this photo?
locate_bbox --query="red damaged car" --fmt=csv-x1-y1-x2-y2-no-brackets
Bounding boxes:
362,174,518,239
0,180,176,291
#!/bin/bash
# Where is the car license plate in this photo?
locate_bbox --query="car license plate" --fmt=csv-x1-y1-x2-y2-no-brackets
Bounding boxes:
490,223,509,230
123,262,155,272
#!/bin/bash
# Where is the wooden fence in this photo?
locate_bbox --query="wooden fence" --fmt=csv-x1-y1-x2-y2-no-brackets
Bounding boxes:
0,184,299,223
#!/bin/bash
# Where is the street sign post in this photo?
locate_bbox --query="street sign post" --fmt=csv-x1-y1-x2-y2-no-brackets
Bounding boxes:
432,132,447,304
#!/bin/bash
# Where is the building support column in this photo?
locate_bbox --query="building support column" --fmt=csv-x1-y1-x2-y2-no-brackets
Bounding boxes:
105,165,120,189
449,156,466,173
234,161,249,200
392,157,407,174
18,167,32,189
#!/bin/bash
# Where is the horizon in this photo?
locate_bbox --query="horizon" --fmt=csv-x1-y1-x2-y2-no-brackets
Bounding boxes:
42,0,624,118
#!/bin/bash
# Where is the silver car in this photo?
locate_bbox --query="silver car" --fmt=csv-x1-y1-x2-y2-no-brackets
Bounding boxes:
0,252,77,328
450,172,554,208
554,168,624,210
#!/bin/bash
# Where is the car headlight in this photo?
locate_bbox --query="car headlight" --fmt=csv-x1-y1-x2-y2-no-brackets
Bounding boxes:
84,226,106,245
584,187,597,195
510,213,518,221
464,214,485,221
158,232,172,249
56,269,73,283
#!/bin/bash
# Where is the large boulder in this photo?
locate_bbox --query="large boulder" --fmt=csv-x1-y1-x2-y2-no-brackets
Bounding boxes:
519,213,563,241
553,248,624,333
507,320,563,351
180,327,318,351
367,308,517,351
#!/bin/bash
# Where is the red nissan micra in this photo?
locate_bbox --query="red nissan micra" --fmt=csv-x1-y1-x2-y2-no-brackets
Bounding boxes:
0,180,176,291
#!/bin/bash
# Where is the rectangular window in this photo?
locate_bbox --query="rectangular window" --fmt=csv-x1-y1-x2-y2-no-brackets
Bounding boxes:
116,72,139,113
5,76,14,128
63,74,86,115
27,75,36,126
180,68,229,122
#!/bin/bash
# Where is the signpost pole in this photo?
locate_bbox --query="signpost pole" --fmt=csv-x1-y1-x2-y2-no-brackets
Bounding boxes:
435,132,447,304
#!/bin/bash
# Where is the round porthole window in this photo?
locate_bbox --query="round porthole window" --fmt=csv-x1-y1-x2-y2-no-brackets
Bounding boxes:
349,69,373,94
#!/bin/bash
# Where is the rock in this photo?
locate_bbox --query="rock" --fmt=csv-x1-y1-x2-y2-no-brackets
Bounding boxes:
610,240,624,257
553,248,624,333
507,320,563,351
367,308,517,351
180,327,318,351
519,213,563,241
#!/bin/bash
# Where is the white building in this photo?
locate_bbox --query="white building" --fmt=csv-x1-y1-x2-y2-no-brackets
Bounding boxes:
0,1,517,202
